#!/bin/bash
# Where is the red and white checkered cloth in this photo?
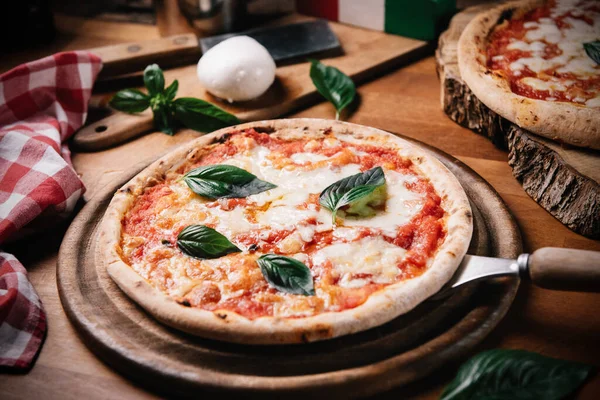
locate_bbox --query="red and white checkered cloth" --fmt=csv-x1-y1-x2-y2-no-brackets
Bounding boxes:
0,52,102,370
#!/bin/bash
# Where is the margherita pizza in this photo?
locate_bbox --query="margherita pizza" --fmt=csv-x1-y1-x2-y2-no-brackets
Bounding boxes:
99,119,472,344
458,0,600,149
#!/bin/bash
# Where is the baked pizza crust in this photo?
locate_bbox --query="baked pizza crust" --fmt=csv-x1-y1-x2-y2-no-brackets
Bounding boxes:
98,119,473,344
457,0,600,149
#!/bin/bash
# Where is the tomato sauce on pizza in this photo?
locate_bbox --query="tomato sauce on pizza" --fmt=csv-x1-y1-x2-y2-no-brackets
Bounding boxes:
119,129,447,319
486,0,600,107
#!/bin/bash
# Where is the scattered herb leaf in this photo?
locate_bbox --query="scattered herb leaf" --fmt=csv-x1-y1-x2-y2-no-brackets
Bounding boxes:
309,59,356,120
173,97,240,132
143,64,165,96
441,349,592,400
109,64,238,136
108,89,150,113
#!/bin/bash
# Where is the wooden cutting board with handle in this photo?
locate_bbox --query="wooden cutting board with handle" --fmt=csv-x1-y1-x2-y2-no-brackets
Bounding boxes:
74,15,429,151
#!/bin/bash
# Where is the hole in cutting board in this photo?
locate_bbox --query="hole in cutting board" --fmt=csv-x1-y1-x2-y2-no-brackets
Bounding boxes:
95,126,108,133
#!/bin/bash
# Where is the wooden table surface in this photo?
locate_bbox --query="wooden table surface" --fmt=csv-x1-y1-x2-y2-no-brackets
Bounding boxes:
1,4,599,399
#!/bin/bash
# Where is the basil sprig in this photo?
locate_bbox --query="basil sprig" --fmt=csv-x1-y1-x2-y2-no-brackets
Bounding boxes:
173,97,240,133
319,166,386,223
177,225,241,259
109,64,240,135
309,59,356,120
183,164,276,199
584,41,600,65
257,254,315,296
441,349,592,400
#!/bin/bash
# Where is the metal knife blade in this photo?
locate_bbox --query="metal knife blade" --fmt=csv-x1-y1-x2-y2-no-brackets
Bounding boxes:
446,254,522,290
199,20,342,63
429,254,523,301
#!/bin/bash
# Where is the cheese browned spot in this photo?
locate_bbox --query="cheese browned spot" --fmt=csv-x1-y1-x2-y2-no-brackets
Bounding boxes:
120,129,446,319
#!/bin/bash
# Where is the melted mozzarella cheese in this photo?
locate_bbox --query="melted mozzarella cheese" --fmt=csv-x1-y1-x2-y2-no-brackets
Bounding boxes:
312,236,407,288
506,0,599,99
169,142,424,242
519,77,567,92
342,170,422,236
123,135,436,315
586,96,600,108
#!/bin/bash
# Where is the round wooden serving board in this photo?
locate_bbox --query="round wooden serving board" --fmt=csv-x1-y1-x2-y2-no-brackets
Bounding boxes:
436,4,600,239
57,133,521,399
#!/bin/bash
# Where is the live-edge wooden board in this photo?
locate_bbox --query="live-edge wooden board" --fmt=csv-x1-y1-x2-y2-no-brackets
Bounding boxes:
436,5,600,239
58,126,521,399
73,15,430,151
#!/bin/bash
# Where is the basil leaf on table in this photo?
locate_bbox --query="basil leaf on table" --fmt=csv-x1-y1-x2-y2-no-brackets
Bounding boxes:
183,164,276,199
164,79,179,102
144,64,165,96
174,97,240,132
584,41,600,65
108,89,150,113
319,166,386,223
177,225,241,259
309,59,356,120
441,349,592,400
257,254,315,296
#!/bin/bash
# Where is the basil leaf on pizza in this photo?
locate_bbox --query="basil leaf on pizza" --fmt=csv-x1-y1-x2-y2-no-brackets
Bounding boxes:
309,59,356,120
177,225,241,259
584,41,600,65
319,166,386,223
257,254,315,296
183,165,276,199
441,349,592,400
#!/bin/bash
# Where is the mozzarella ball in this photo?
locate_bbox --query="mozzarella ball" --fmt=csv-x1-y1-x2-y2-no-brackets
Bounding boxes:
197,36,276,102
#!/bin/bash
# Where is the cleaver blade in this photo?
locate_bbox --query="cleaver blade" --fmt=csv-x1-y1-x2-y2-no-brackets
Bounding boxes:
199,20,342,63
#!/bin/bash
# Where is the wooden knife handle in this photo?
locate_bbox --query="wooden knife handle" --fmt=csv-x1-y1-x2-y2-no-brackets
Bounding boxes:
90,34,200,78
528,247,600,292
73,111,154,151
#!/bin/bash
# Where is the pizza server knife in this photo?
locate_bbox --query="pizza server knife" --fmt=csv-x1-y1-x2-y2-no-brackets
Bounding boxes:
443,247,600,296
91,20,341,78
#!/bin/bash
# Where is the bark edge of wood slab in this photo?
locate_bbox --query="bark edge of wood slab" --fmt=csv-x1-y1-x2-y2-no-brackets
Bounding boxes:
57,131,520,398
436,5,600,239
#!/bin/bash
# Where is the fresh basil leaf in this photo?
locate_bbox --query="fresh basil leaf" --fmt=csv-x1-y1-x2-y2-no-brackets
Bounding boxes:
584,41,600,65
144,64,165,96
441,349,592,400
152,100,175,135
319,166,386,223
173,97,240,133
164,79,179,101
109,89,150,113
257,254,315,296
309,59,356,120
177,224,241,259
183,164,276,199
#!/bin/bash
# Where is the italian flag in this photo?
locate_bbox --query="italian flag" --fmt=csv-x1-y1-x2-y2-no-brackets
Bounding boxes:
296,0,456,41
